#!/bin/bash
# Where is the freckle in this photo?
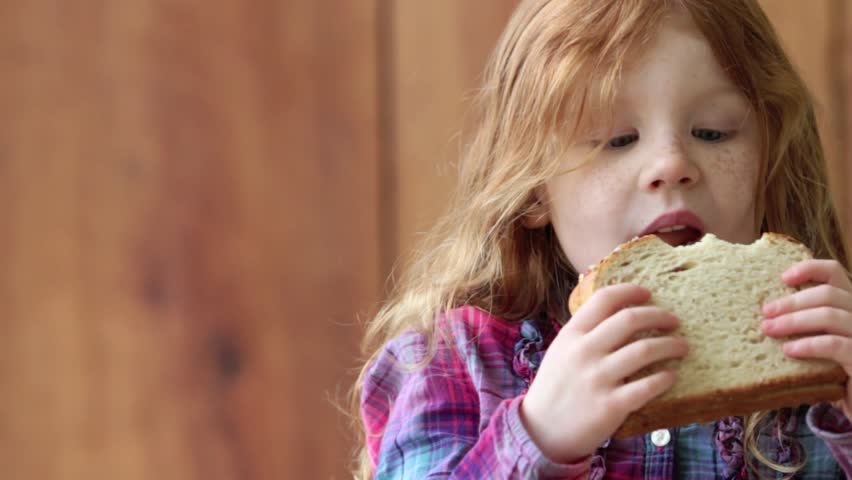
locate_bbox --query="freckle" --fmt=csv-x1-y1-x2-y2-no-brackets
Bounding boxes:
211,333,243,386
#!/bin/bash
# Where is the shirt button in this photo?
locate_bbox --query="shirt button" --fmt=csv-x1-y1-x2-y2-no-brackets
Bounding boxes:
650,429,671,447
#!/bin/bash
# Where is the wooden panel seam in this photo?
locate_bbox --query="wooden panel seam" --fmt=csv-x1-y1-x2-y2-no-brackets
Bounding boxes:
829,0,850,246
377,0,399,293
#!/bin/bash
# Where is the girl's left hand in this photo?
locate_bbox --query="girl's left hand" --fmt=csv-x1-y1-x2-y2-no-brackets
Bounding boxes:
761,259,852,421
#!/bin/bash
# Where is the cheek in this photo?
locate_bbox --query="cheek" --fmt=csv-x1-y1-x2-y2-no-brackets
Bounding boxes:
709,145,760,199
706,144,762,243
550,167,629,221
547,171,606,237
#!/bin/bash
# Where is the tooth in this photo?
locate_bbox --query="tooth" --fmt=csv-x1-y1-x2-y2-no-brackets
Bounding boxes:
657,225,687,233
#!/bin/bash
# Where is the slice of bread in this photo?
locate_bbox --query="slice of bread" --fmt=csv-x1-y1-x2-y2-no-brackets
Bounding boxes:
568,232,847,438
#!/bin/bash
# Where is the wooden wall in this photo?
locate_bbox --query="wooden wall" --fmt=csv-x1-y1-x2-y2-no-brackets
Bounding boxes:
0,1,379,479
0,1,847,479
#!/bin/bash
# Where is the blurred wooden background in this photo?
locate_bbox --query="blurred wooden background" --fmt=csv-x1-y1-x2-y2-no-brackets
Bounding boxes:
0,1,847,479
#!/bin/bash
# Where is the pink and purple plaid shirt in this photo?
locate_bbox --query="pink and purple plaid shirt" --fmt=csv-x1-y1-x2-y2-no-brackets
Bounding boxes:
361,306,852,479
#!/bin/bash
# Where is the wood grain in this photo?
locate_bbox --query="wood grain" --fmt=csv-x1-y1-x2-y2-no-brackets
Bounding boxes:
842,0,852,239
0,1,379,478
759,0,848,232
390,0,519,260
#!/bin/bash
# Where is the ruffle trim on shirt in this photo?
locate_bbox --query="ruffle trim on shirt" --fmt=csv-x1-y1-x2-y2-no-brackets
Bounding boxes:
512,319,547,391
715,416,747,479
713,408,802,479
512,317,609,479
512,316,560,391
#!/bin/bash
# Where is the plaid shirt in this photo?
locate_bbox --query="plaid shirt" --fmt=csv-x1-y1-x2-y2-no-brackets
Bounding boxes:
361,306,852,479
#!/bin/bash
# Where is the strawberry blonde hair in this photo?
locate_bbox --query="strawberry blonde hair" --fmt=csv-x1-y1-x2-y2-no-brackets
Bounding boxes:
352,1,848,478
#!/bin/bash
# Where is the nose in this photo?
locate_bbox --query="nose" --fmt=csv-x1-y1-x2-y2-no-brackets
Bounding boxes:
639,139,700,191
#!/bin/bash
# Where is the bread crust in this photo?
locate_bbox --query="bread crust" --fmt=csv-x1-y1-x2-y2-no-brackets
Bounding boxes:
568,268,598,314
569,234,663,314
616,372,846,438
567,232,847,438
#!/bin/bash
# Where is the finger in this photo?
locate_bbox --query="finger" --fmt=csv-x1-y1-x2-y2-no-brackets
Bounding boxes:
568,283,651,334
761,306,852,338
783,335,852,366
586,306,680,353
610,369,677,414
600,336,689,382
763,284,852,318
781,259,852,291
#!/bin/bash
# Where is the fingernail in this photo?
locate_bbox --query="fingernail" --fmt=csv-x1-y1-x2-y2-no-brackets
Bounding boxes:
762,302,776,316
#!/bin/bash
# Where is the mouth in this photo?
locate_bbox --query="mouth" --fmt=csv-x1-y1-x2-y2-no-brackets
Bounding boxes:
639,210,706,247
653,225,704,247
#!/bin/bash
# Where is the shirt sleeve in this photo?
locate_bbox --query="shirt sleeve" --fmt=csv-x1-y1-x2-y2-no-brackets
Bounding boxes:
806,402,852,475
361,330,590,479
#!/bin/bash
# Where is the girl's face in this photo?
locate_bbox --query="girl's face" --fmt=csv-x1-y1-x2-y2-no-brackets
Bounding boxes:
545,11,762,273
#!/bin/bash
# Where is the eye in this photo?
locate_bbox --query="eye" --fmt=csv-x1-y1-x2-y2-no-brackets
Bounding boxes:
692,128,727,142
607,133,639,148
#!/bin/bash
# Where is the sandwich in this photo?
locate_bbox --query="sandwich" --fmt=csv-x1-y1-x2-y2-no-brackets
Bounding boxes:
568,232,847,438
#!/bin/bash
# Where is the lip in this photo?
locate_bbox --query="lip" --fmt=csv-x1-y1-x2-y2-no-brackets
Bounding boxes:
639,209,706,237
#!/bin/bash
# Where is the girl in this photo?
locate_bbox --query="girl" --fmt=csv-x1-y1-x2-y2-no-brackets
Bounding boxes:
354,1,852,478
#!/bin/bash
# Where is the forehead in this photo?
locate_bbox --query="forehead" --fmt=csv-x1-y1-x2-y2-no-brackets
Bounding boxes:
569,12,748,130
551,7,754,142
618,11,739,101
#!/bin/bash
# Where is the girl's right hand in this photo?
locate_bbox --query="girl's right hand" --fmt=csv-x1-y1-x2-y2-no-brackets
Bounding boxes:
519,283,689,464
